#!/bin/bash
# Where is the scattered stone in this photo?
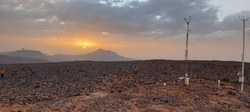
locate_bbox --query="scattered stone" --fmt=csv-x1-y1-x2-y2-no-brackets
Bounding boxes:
221,78,230,82
228,91,236,95
36,96,43,101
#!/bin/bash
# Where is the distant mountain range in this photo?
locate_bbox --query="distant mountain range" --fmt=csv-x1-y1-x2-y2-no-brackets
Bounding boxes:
0,55,49,64
0,49,133,64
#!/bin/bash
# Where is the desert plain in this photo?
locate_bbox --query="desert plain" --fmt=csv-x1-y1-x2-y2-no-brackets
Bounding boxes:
0,60,250,112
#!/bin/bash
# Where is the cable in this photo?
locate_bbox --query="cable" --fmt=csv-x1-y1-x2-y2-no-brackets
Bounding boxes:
212,24,242,60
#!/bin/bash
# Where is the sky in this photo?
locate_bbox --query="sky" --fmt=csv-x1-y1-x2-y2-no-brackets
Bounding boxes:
0,0,250,61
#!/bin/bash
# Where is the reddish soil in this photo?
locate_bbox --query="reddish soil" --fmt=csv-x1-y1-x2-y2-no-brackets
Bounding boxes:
0,60,250,112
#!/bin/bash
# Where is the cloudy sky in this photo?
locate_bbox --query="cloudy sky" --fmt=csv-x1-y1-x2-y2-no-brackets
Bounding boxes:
0,0,250,61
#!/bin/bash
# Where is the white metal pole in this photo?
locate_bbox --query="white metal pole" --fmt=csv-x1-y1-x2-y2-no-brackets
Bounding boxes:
241,18,246,92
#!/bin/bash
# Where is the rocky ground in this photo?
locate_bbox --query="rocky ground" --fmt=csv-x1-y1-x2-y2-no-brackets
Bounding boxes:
0,60,250,112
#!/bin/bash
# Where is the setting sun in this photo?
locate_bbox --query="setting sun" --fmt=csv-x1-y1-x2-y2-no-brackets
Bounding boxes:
73,40,97,50
78,41,95,47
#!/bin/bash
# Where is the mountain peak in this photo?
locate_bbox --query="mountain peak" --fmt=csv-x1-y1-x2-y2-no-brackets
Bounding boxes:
9,49,47,60
80,49,132,61
95,49,106,52
94,49,115,54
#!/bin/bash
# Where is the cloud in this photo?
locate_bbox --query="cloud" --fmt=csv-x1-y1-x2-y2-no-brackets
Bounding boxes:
0,0,249,39
220,10,250,31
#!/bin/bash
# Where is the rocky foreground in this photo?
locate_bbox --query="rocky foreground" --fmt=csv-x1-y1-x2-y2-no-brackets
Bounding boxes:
0,60,250,112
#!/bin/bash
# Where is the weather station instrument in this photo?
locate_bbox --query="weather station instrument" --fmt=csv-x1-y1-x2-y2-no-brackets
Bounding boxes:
184,16,191,85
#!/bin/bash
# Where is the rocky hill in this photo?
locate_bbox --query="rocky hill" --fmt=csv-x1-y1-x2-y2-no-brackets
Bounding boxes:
0,60,250,111
51,49,133,62
7,49,47,60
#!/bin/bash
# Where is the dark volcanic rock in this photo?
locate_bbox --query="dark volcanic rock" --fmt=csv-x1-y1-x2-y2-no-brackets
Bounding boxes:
0,60,250,111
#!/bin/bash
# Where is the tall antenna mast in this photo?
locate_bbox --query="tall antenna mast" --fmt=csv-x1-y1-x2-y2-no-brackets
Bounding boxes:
240,15,248,92
184,16,191,85
184,16,191,61
184,16,191,73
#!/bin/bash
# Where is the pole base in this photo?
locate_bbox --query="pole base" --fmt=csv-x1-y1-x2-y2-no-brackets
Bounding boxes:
185,78,189,85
